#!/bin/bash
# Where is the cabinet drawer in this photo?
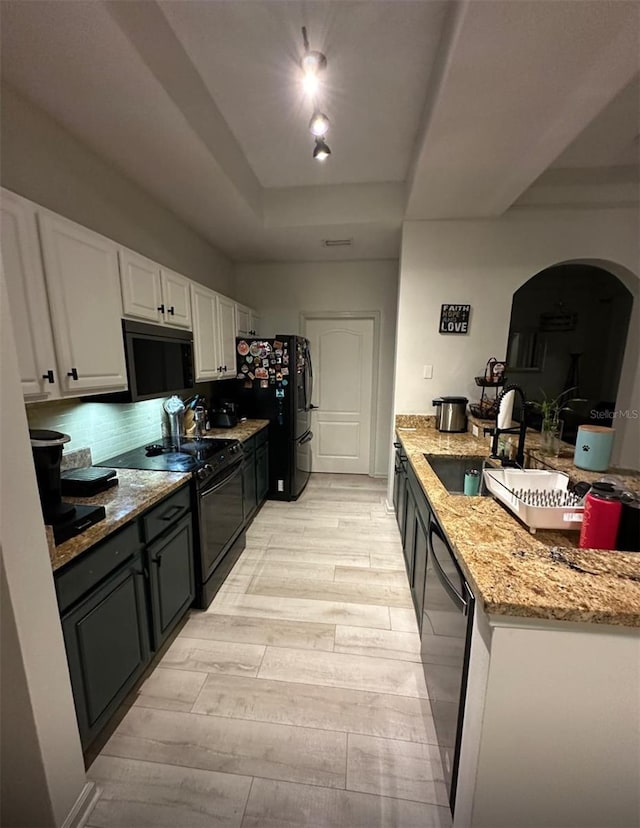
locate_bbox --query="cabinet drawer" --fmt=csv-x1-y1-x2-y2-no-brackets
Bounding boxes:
254,427,268,449
55,521,140,614
142,485,191,544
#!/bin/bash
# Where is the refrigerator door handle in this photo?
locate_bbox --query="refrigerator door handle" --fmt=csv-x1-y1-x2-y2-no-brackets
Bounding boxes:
306,342,314,410
299,430,313,445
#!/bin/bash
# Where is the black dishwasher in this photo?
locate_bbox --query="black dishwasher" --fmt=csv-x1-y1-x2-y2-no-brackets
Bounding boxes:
421,515,474,815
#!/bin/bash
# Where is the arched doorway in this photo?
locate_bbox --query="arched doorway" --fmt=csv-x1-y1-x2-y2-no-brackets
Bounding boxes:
505,263,633,444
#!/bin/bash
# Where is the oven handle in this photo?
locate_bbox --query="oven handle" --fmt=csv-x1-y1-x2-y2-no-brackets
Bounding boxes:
199,460,243,498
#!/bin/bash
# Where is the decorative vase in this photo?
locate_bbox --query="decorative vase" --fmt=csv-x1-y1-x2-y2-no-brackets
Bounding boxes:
541,419,564,458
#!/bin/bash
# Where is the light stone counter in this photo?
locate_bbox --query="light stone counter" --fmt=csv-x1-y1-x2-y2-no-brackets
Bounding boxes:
50,469,191,572
201,419,269,442
395,415,640,628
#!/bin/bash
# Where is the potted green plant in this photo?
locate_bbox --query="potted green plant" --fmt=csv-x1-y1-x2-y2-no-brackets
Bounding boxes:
533,387,578,456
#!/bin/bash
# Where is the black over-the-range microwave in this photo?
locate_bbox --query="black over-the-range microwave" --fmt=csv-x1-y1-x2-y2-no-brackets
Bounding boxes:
89,320,195,403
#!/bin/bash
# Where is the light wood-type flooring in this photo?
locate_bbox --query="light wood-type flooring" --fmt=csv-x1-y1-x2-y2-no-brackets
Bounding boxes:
86,473,452,827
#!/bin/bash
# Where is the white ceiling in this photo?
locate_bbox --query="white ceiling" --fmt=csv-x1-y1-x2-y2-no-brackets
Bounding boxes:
1,0,639,262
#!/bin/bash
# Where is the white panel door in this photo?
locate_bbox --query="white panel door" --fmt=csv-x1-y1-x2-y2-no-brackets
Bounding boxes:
190,283,220,381
37,212,127,395
306,317,374,474
1,191,60,400
119,248,163,324
160,268,192,329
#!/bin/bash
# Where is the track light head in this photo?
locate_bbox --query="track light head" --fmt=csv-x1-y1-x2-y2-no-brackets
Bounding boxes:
309,111,330,137
313,137,331,161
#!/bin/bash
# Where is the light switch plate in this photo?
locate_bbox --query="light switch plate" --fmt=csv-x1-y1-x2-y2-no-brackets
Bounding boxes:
423,364,433,379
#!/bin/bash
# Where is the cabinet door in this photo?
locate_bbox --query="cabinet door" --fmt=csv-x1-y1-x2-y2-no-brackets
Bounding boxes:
256,441,269,504
403,484,417,580
37,213,127,395
236,303,251,336
191,282,220,381
412,509,428,631
147,514,194,650
61,556,150,748
243,441,258,521
216,294,237,378
119,248,163,324
161,268,192,330
249,311,261,337
1,190,60,400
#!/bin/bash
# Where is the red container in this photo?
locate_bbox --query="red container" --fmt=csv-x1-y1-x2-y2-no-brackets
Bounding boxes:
579,483,622,550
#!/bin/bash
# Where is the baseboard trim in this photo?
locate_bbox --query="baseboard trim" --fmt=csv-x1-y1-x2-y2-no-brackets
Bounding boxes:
61,782,100,828
384,498,395,514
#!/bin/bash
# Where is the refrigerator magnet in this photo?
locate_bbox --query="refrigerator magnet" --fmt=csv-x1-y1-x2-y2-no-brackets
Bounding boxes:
275,348,283,357
237,340,249,356
262,358,269,367
236,373,244,380
282,355,289,365
248,372,255,380
276,372,283,380
249,342,261,357
255,367,268,380
281,367,289,376
241,364,250,373
260,379,269,389
273,340,283,350
276,388,285,398
244,380,252,389
282,379,288,386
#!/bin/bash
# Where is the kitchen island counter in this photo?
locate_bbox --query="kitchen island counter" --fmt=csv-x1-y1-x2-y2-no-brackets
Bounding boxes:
49,469,191,572
395,416,640,628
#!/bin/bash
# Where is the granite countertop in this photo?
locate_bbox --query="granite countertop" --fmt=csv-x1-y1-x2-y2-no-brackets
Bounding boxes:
50,469,191,572
201,419,269,442
395,415,640,628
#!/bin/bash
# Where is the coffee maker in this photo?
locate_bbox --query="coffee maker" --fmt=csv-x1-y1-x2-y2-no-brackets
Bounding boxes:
30,429,105,545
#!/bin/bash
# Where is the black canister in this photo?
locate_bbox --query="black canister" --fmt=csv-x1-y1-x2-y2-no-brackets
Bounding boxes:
616,492,640,552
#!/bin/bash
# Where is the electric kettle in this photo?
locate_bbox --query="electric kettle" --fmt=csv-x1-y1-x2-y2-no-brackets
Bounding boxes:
433,397,468,432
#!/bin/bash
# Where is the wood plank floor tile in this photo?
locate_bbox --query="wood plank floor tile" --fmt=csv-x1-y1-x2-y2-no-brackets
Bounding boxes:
135,667,207,713
334,566,407,586
390,607,420,632
247,575,412,608
347,733,449,807
191,673,438,744
102,706,347,789
161,637,265,677
207,592,391,629
181,613,335,651
258,647,428,698
242,777,451,828
334,625,421,662
86,756,251,828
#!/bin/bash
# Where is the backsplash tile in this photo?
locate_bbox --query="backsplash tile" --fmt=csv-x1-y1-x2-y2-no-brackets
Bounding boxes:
26,398,166,463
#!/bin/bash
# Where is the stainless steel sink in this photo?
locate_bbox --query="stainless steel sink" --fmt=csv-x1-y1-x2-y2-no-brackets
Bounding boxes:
423,454,490,496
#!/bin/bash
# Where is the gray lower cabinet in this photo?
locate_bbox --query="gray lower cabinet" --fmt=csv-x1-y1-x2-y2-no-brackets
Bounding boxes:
146,514,194,650
56,483,194,749
396,452,431,632
60,545,149,748
242,428,269,525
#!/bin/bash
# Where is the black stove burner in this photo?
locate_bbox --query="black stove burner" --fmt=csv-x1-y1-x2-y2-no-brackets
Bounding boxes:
97,436,243,481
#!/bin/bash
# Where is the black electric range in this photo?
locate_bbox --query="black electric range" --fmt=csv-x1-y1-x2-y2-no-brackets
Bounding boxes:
97,437,243,486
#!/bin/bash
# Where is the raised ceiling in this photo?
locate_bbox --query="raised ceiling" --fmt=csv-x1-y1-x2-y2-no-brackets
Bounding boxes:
1,0,638,262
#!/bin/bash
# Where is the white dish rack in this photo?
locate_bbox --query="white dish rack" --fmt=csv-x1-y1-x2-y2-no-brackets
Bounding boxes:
483,469,585,533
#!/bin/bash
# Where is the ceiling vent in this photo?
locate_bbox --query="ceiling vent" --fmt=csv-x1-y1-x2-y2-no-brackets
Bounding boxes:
322,238,353,247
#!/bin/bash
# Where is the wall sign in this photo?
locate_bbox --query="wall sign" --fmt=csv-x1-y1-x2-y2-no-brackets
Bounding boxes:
439,304,471,334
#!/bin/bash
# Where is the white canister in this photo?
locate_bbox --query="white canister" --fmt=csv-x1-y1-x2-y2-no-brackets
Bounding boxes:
573,425,615,472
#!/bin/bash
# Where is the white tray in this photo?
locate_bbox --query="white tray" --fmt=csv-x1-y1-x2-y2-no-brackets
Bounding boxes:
483,469,585,533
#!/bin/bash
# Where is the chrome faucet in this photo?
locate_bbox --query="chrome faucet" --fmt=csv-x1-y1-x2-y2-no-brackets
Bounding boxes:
484,384,528,467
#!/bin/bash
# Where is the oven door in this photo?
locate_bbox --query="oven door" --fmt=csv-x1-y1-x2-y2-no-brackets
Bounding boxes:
197,460,244,580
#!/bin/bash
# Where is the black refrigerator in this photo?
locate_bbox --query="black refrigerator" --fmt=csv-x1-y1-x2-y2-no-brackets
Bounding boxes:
234,335,313,500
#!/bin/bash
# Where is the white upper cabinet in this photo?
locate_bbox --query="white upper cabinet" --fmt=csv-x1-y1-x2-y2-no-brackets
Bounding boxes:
236,302,260,337
1,191,60,400
38,212,127,395
190,285,238,382
120,250,192,330
236,303,251,336
160,268,191,330
191,282,220,382
119,248,163,324
217,293,238,379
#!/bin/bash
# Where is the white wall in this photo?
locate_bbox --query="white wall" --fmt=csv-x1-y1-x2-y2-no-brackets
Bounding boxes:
0,268,90,827
235,259,399,477
1,84,234,295
396,208,639,466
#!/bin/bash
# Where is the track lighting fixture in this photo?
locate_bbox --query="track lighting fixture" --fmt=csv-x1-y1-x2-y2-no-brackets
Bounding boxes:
301,27,332,161
309,110,330,137
313,137,331,161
